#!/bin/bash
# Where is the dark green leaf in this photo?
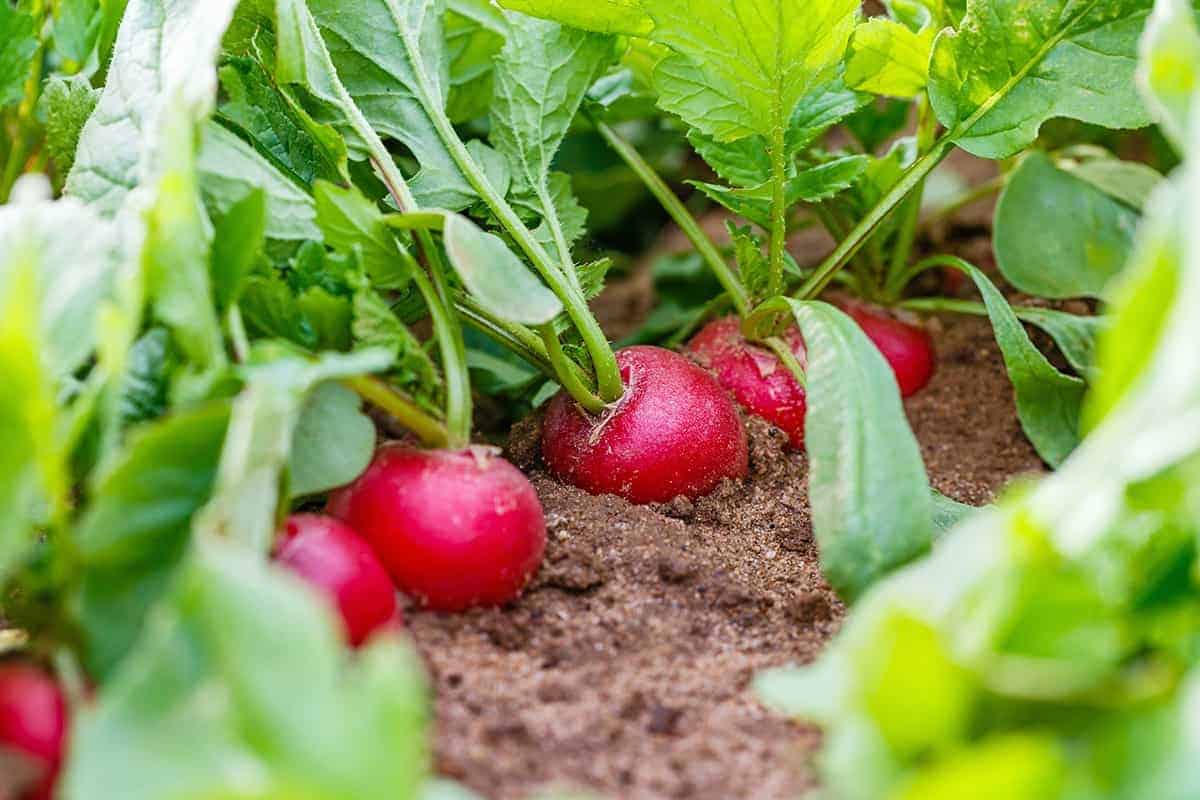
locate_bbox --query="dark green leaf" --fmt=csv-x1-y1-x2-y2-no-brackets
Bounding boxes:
314,181,413,290
0,3,36,108
40,76,100,189
210,189,267,312
116,329,176,430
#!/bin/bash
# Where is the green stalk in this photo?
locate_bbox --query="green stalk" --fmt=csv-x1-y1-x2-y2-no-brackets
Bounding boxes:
345,375,449,449
590,117,750,317
885,253,966,297
540,325,607,414
919,173,1006,231
398,39,623,403
411,266,472,448
454,294,556,376
765,336,806,390
767,119,789,299
884,96,940,300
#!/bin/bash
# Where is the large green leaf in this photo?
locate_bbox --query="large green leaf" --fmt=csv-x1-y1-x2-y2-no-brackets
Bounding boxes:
65,0,241,213
994,151,1139,299
928,0,1155,160
490,12,611,267
0,2,37,108
199,122,323,243
288,382,376,497
845,17,933,98
445,0,508,122
787,299,933,601
63,537,431,800
499,0,652,35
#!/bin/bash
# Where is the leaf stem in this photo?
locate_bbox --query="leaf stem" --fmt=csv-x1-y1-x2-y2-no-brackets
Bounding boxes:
884,95,939,300
344,375,450,449
454,294,556,376
765,336,806,390
767,118,789,300
590,116,750,317
919,173,1006,231
796,136,954,300
539,324,607,413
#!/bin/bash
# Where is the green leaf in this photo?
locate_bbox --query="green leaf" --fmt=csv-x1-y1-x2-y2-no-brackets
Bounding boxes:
1062,152,1164,211
994,151,1139,299
63,537,432,799
290,0,476,210
928,0,1155,160
74,402,231,679
893,734,1064,800
845,18,933,98
490,12,612,268
217,52,350,186
65,0,242,213
351,278,441,403
1014,307,1105,379
193,346,392,552
959,263,1087,467
0,2,36,108
1137,0,1200,150
445,0,508,122
931,491,978,537
691,156,868,229
199,122,323,244
314,181,413,290
40,76,100,189
498,0,653,36
116,329,176,430
443,213,563,325
288,382,376,497
210,189,268,312
785,299,933,601
0,191,121,378
730,224,771,299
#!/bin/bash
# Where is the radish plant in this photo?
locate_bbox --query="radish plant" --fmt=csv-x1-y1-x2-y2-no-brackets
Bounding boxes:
760,7,1200,794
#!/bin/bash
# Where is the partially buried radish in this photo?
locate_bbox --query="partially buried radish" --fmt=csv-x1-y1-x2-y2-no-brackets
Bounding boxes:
275,514,400,646
329,445,546,612
0,663,66,800
687,317,808,448
542,346,748,504
839,301,936,397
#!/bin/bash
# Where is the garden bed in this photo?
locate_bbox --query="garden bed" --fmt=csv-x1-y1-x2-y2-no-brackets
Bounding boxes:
410,294,1043,800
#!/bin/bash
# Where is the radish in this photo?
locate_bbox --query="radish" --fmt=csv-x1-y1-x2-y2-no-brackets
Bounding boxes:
0,664,66,800
687,316,808,448
275,514,400,646
839,301,936,397
328,445,546,612
541,346,748,503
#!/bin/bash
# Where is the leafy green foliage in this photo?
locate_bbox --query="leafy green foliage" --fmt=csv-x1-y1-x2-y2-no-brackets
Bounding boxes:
845,17,932,98
780,300,933,600
928,0,1155,159
314,181,412,289
39,76,99,188
288,382,376,497
1138,0,1200,150
995,151,1140,299
445,0,508,122
0,2,37,109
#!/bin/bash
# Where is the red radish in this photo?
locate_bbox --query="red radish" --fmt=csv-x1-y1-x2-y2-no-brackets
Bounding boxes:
541,346,748,504
839,302,936,397
275,514,399,646
329,446,546,612
687,316,808,448
0,664,66,800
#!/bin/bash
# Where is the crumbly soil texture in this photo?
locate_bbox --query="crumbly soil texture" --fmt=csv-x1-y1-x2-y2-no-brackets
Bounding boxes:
407,277,1045,799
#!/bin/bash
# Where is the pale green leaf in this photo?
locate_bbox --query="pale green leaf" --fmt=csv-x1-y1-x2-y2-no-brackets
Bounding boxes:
1137,0,1200,149
1013,307,1105,379
1063,154,1163,210
443,213,563,325
40,76,100,188
787,299,933,601
313,181,413,289
995,151,1139,298
846,18,933,98
288,382,376,497
928,0,1155,160
497,0,653,36
65,0,242,213
199,122,323,243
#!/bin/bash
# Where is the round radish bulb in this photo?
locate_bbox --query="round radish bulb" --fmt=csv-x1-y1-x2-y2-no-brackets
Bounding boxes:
687,316,808,448
542,346,748,504
839,302,936,397
275,514,399,646
328,446,546,612
0,664,66,800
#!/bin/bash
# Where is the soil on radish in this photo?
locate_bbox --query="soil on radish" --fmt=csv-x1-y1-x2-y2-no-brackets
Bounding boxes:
405,310,1044,800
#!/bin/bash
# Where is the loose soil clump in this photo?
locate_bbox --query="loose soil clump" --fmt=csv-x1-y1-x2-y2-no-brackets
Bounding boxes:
406,311,1044,800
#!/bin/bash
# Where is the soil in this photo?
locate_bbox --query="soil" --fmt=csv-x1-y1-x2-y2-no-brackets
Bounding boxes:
407,217,1046,798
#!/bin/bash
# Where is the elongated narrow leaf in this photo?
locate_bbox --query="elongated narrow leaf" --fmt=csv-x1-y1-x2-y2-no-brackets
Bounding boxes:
199,122,322,243
443,214,563,325
64,538,431,800
786,299,933,601
929,0,1155,159
994,151,1139,299
959,264,1087,467
1137,0,1200,149
65,0,241,213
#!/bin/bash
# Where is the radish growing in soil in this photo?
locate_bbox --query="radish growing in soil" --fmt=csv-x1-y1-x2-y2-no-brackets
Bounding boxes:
329,445,547,612
0,664,66,800
275,514,400,646
687,317,808,448
542,346,748,504
837,301,937,398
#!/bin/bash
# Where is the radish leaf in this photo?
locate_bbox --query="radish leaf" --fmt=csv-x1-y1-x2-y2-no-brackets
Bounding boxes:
846,17,933,98
288,382,376,497
929,0,1155,160
995,150,1139,299
1138,0,1200,149
0,3,37,108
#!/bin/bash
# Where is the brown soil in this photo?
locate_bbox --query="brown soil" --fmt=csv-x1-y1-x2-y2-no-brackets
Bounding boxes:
408,298,1045,798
